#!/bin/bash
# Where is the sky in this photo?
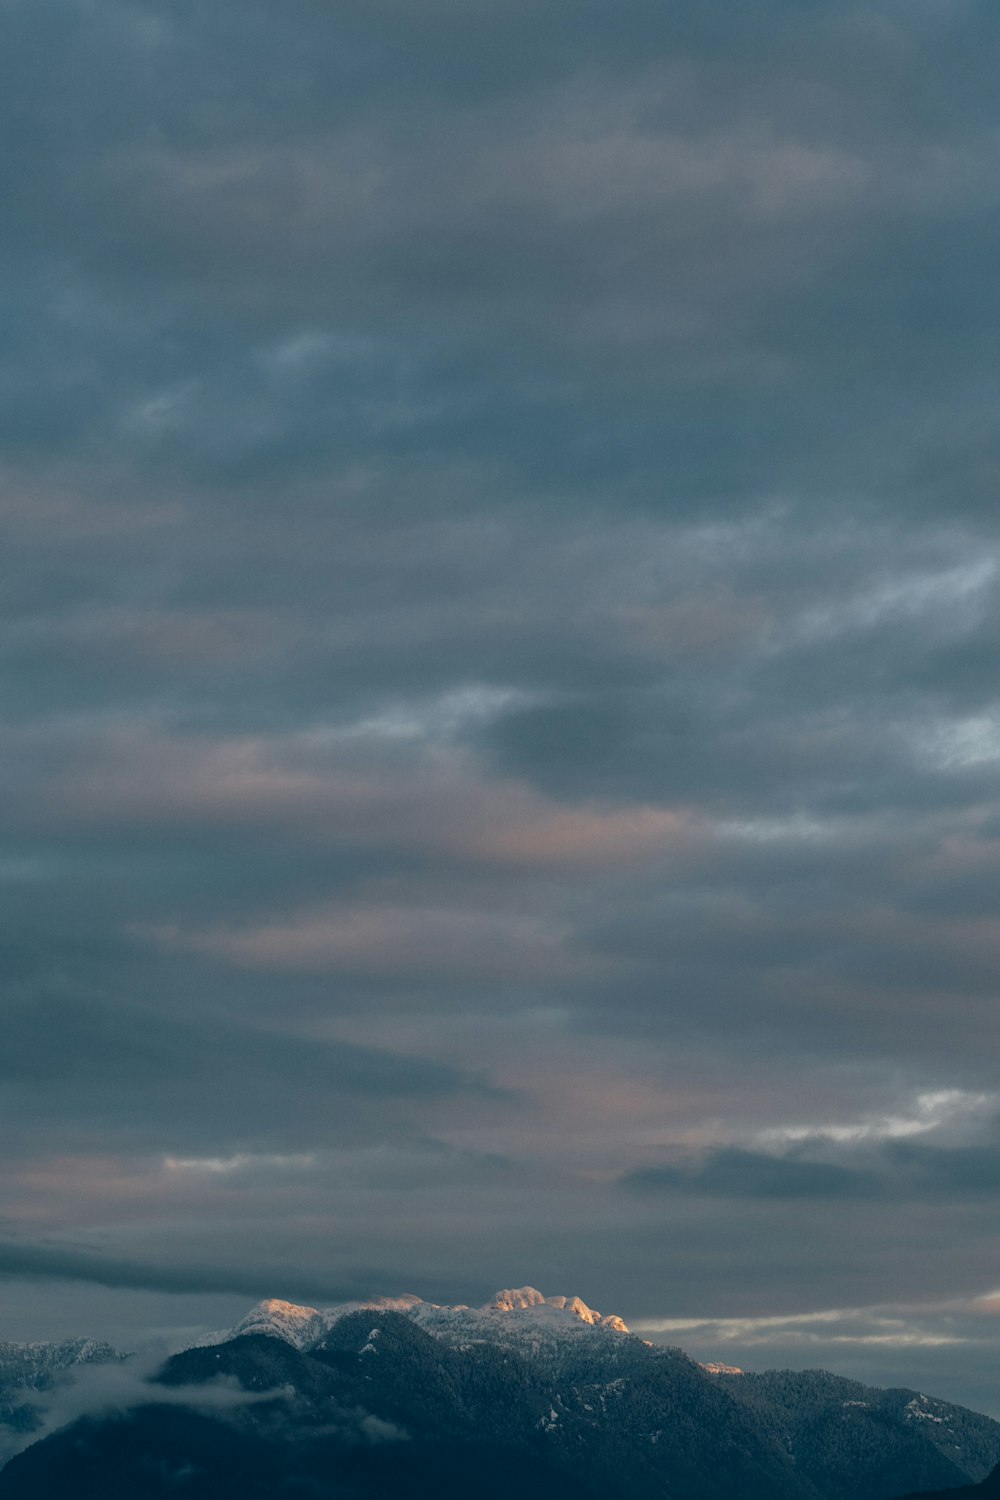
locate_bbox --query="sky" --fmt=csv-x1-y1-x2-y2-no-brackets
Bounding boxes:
4,0,1000,1417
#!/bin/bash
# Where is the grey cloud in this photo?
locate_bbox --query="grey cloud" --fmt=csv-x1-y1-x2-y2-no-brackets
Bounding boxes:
883,1137,1000,1198
0,1242,389,1304
621,1128,1000,1206
0,995,500,1154
622,1148,877,1200
4,0,1000,1411
4,4,1000,515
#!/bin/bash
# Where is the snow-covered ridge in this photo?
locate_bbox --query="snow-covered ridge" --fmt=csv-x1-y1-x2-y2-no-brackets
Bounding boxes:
0,1338,120,1385
197,1287,630,1354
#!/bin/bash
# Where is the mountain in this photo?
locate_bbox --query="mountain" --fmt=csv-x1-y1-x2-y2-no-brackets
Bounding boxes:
714,1368,1000,1500
0,1289,996,1500
894,1458,1000,1499
0,1304,801,1500
0,1338,121,1448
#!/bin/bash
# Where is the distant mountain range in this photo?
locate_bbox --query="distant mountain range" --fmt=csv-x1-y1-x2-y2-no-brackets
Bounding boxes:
0,1287,996,1499
0,1336,120,1444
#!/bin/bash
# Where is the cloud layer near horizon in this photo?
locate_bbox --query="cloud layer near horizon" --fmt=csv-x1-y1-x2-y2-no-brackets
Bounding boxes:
3,0,1000,1416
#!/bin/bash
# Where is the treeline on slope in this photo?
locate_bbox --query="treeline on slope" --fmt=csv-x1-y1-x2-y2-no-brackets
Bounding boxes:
716,1367,1000,1499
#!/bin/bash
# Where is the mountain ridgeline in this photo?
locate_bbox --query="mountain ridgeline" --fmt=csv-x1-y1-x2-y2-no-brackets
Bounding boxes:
0,1337,121,1445
0,1288,996,1500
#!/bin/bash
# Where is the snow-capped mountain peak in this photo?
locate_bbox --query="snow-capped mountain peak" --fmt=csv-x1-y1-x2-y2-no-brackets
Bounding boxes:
197,1287,630,1355
227,1299,328,1351
487,1286,549,1311
485,1288,629,1331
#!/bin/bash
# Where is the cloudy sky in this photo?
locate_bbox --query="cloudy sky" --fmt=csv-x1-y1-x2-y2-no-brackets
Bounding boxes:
4,0,1000,1415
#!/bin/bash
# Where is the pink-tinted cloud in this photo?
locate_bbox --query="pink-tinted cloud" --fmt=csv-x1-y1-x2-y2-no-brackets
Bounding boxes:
48,726,696,870
142,902,600,982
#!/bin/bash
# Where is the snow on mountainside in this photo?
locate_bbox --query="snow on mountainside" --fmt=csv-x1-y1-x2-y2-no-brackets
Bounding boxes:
199,1286,630,1354
0,1338,123,1444
0,1339,119,1386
